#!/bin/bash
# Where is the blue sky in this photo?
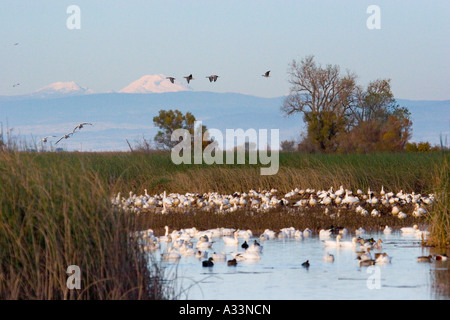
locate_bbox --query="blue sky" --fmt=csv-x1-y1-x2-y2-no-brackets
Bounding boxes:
1,0,449,99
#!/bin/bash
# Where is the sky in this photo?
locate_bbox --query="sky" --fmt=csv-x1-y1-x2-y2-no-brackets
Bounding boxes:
0,0,449,100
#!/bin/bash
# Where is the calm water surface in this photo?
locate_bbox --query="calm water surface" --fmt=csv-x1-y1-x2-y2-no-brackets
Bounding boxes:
153,231,449,300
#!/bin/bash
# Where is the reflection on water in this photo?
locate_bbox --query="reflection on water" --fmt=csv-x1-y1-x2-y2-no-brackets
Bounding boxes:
430,248,450,299
151,231,449,300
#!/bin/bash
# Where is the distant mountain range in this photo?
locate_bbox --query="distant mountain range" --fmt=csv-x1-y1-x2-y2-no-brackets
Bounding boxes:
0,76,448,151
10,74,192,99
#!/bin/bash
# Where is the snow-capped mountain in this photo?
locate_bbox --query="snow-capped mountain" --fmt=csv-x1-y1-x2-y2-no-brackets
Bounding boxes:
32,81,94,98
119,74,192,93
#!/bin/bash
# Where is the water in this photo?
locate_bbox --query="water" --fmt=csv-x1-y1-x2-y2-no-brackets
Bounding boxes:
153,231,449,300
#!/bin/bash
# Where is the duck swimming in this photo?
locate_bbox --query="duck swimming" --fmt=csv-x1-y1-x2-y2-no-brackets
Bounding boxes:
417,255,433,263
227,259,237,266
434,254,448,261
202,257,214,267
375,253,392,264
323,252,335,262
357,256,375,267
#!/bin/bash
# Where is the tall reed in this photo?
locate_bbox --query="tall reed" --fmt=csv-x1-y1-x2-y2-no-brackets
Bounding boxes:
426,153,449,248
0,151,169,299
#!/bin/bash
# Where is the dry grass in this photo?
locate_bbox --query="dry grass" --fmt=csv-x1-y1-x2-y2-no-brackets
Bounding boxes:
0,151,172,300
426,153,449,248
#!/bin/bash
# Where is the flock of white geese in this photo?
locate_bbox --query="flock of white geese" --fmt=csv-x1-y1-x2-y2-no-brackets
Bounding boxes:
113,185,434,219
120,186,442,267
132,223,446,268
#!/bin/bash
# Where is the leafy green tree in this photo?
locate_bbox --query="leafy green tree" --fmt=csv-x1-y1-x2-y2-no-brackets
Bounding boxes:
153,110,196,150
153,109,213,150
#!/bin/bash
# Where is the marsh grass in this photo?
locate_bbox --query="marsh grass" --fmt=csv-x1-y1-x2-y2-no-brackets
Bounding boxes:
426,153,449,248
24,151,442,195
0,151,171,299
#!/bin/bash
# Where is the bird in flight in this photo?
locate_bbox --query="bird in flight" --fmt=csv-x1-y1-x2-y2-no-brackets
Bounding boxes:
166,77,175,84
55,132,75,145
184,74,194,84
206,75,219,82
73,122,92,133
41,136,56,143
13,83,20,87
14,43,19,46
262,71,270,77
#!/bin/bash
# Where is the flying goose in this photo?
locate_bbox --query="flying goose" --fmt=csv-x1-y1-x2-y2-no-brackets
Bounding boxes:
166,77,175,84
55,132,75,145
73,122,92,133
262,70,270,77
184,74,194,83
41,136,56,143
206,75,219,82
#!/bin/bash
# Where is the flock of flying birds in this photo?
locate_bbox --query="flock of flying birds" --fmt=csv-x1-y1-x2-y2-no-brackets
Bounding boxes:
169,70,271,84
41,122,92,145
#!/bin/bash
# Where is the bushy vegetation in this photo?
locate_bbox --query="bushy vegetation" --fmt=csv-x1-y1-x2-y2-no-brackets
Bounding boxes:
406,141,443,153
282,56,412,153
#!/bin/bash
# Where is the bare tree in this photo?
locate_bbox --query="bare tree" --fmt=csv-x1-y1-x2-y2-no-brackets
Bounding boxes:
282,55,358,151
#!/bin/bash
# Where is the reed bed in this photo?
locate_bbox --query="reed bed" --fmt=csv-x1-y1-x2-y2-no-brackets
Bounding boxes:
426,153,449,248
27,151,442,195
0,151,172,300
